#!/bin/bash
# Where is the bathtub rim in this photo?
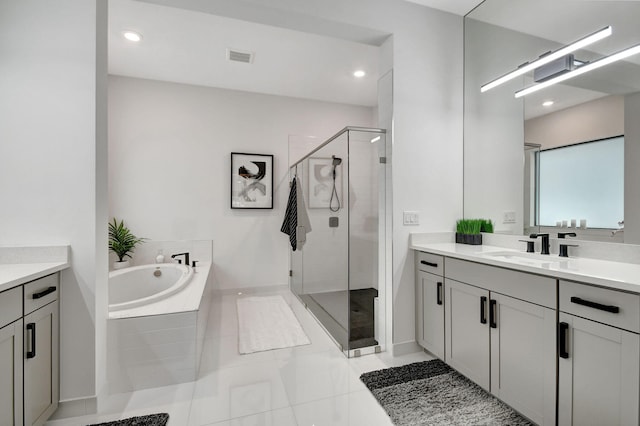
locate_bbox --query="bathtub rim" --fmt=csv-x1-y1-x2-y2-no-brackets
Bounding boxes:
108,261,212,320
108,263,193,312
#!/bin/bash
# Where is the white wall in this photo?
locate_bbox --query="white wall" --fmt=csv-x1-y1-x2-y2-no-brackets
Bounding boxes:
525,95,624,149
0,0,108,406
625,92,640,244
154,0,465,349
108,76,374,290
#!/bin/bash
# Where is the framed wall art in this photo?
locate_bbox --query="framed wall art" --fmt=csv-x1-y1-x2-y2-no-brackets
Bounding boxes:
231,152,273,209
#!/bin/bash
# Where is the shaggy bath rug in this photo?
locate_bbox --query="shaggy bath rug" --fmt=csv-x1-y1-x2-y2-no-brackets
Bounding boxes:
87,413,169,426
360,359,533,425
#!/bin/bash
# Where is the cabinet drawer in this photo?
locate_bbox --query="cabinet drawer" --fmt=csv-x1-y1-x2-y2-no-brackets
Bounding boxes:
416,252,444,276
0,286,22,328
560,280,640,333
24,273,59,315
446,258,555,309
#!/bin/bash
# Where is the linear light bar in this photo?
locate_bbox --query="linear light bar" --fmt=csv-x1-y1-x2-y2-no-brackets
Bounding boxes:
515,43,640,98
480,26,612,93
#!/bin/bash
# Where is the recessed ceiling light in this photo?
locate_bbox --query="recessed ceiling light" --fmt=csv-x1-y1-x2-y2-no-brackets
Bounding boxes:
123,31,142,42
353,70,366,78
542,100,554,107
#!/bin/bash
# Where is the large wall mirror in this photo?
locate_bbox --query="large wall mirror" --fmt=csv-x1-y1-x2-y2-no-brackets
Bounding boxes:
464,0,640,244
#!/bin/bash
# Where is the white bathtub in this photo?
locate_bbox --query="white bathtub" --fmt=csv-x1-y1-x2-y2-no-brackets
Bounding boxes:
108,263,193,311
107,260,214,393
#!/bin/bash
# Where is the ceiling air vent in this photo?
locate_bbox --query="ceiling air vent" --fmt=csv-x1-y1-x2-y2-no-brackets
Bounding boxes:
227,48,254,64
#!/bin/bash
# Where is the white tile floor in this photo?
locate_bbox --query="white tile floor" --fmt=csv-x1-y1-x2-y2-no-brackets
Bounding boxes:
46,289,433,426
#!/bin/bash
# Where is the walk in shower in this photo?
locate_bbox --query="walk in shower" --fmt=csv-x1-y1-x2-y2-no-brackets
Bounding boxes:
287,127,388,357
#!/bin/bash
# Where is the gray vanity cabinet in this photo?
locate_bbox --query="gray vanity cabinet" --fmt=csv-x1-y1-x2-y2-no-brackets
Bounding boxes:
415,252,445,359
445,258,556,425
0,273,59,426
23,273,59,426
24,300,59,426
558,280,640,426
0,288,24,426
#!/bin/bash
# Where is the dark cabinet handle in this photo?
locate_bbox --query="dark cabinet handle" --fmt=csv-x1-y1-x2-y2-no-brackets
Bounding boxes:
26,323,36,359
489,299,497,328
570,297,619,313
436,282,443,305
559,322,569,359
420,260,438,268
32,286,57,299
480,296,487,324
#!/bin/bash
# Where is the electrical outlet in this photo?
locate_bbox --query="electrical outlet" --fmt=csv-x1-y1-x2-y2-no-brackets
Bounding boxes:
503,211,516,224
403,211,419,226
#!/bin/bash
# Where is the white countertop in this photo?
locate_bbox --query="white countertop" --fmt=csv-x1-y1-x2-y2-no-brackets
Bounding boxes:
0,261,69,293
411,241,640,294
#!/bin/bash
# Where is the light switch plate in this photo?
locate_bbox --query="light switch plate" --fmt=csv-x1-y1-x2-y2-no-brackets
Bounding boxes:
403,211,419,226
503,211,516,224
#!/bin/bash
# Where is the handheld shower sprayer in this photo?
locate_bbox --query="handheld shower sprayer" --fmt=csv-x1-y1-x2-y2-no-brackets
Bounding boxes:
330,156,342,212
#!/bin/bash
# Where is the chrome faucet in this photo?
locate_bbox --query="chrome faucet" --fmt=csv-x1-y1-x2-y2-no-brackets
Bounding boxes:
530,233,550,255
171,252,190,265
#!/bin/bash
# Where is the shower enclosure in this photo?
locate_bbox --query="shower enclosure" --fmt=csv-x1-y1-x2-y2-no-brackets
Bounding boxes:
288,127,388,357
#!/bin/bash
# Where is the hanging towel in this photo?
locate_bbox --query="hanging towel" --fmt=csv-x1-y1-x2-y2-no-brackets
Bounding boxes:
295,175,312,249
281,177,298,250
281,176,311,251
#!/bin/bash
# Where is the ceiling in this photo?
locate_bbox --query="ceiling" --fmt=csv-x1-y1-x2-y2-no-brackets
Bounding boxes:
404,0,483,16
109,0,488,107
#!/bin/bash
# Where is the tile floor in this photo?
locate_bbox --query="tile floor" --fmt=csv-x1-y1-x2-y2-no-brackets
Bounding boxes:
46,289,433,426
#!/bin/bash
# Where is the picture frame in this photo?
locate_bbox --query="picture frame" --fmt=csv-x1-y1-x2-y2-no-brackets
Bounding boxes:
231,152,274,209
308,157,342,209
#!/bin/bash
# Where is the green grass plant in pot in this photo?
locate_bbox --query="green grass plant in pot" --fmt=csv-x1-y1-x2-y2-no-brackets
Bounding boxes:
456,219,483,245
108,218,146,270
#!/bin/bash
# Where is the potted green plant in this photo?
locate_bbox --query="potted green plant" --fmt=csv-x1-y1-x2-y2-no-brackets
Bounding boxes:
108,218,146,270
456,219,483,245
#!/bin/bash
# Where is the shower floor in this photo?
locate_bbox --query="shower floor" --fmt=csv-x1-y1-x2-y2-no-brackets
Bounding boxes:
306,288,378,350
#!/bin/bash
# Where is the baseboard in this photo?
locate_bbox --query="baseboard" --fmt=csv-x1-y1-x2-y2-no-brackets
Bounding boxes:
50,396,97,419
392,340,422,356
212,284,289,297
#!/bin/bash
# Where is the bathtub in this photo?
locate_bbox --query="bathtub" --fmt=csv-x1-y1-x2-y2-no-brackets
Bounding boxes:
107,260,214,393
108,263,193,311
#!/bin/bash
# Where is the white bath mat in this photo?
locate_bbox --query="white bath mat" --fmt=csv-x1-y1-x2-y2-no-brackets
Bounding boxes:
237,295,311,354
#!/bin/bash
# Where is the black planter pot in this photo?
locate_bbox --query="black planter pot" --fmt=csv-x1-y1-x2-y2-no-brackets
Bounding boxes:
456,233,482,245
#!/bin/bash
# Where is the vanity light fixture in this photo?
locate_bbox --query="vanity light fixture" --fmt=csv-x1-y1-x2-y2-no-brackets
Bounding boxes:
123,30,143,42
353,70,366,78
542,100,554,107
481,26,611,93
515,42,640,98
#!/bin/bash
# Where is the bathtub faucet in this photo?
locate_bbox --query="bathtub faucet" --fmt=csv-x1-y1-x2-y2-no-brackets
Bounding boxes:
171,252,190,266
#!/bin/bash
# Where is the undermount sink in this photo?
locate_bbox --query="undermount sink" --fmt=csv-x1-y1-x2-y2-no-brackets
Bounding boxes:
482,251,569,267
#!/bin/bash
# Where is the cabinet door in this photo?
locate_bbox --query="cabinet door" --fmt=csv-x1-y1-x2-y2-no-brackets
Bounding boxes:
445,279,490,390
490,294,556,425
558,313,640,426
417,271,444,359
24,301,59,426
0,320,23,426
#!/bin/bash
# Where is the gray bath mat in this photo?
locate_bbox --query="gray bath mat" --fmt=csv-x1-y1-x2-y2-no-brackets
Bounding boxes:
360,359,533,425
87,413,169,426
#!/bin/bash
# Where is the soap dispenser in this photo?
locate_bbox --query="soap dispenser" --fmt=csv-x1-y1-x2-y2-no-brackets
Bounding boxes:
155,250,165,264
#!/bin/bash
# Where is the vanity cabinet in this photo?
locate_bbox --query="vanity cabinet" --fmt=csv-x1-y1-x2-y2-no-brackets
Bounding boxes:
0,287,24,426
558,280,640,426
0,273,59,426
418,254,556,425
415,252,444,359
